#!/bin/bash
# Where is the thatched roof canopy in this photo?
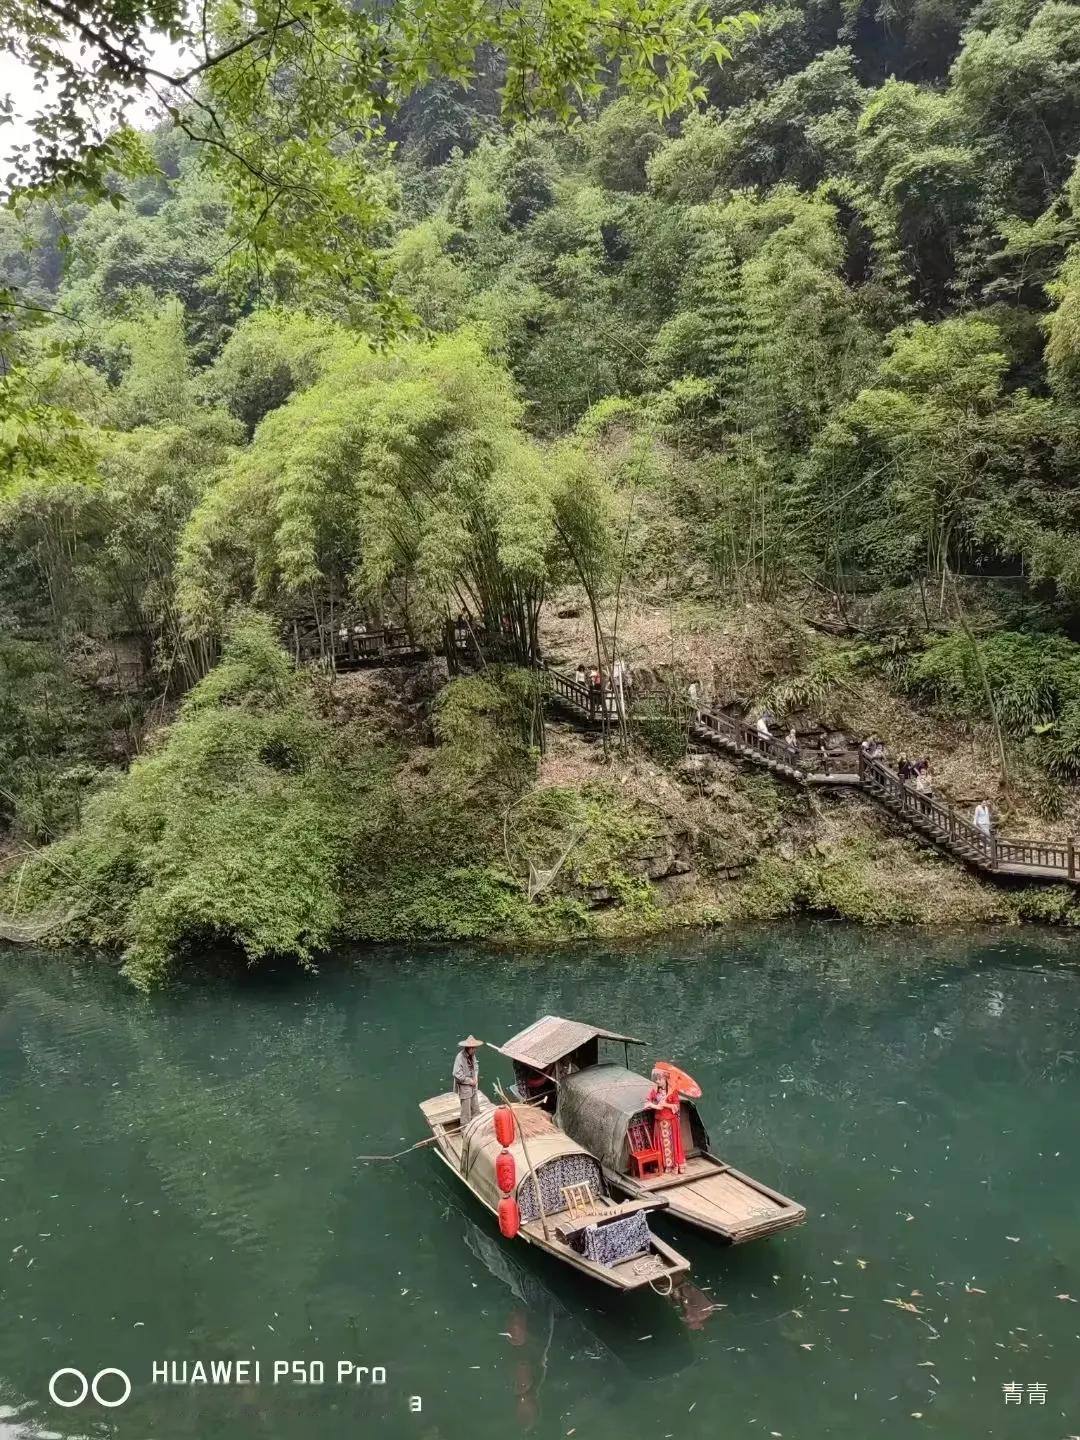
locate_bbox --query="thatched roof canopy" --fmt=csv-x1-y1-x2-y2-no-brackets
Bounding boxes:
495,1016,645,1070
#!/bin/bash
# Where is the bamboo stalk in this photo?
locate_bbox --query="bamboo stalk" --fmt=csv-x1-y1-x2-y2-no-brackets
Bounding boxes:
496,1082,549,1241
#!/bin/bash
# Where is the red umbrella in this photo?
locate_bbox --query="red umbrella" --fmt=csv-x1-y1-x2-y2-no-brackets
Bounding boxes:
653,1060,702,1099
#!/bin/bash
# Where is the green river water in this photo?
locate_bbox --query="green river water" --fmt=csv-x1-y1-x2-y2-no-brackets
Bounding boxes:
1,925,1079,1440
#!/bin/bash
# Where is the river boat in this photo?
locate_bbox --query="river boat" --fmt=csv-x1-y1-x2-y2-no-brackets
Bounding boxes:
419,1089,690,1291
494,1016,806,1245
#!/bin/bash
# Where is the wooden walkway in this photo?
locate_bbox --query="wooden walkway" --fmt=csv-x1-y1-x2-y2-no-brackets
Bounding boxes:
539,665,1080,888
290,632,1078,889
293,626,428,669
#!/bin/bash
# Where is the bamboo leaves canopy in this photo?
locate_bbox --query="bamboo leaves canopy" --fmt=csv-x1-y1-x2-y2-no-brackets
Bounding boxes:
177,331,560,655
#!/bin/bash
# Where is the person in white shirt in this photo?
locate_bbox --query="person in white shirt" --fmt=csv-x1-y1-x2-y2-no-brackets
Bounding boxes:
756,714,772,739
973,801,992,835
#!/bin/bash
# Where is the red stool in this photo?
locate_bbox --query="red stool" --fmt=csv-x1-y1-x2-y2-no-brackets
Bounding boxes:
627,1120,662,1178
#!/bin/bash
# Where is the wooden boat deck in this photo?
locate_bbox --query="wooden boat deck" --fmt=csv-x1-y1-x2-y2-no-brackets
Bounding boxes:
614,1151,806,1245
635,1154,716,1189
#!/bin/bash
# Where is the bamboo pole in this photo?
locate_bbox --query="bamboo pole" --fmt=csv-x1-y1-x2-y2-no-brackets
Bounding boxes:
496,1082,549,1242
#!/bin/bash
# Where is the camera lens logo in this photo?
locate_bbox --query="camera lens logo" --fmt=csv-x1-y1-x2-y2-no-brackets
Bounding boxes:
49,1368,131,1408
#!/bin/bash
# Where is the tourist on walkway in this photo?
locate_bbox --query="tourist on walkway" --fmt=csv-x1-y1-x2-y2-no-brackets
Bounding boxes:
914,765,933,797
574,663,586,688
588,668,602,715
974,801,992,836
784,726,798,756
897,755,914,782
688,680,699,705
756,713,773,740
452,1036,483,1129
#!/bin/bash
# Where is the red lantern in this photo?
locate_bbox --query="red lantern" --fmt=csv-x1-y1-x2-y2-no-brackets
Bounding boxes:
498,1196,520,1238
495,1149,516,1195
494,1106,516,1147
507,1309,528,1347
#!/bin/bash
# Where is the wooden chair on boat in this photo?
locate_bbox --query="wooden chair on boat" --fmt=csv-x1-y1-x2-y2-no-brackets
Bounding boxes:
561,1182,602,1219
626,1119,663,1179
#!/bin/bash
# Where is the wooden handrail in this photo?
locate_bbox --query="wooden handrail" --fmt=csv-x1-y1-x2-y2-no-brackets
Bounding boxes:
498,662,1080,882
540,663,613,721
862,753,998,867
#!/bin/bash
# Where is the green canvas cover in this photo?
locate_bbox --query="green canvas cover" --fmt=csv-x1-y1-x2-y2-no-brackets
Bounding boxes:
556,1063,708,1172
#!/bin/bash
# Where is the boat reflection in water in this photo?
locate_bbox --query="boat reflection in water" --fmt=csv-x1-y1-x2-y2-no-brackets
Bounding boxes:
453,1205,699,1430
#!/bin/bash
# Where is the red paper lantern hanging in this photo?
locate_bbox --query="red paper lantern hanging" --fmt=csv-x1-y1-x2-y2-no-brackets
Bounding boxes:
494,1106,516,1148
495,1149,516,1195
498,1195,520,1239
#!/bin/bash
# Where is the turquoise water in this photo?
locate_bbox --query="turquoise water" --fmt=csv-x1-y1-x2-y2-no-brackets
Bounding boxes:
1,925,1079,1438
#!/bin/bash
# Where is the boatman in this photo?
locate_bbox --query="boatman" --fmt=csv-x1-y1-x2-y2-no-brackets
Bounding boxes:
452,1035,483,1128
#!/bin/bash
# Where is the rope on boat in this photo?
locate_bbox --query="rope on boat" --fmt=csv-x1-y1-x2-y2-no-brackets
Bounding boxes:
354,1137,438,1162
649,1273,675,1297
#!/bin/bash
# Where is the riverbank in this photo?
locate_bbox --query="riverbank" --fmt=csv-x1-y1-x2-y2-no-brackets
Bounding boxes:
8,607,1080,990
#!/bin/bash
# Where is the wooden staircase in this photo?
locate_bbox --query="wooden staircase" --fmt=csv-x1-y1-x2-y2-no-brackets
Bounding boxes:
294,634,1079,890
539,667,1080,889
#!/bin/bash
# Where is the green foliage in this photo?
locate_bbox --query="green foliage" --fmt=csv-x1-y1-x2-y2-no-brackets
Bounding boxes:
908,627,1080,774
179,329,558,656
633,696,692,765
582,99,665,193
16,612,360,987
205,312,349,435
432,670,540,789
0,639,120,842
1,0,754,325
10,0,1080,977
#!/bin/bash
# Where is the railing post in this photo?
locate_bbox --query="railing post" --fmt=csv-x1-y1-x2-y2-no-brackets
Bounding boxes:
857,749,865,783
1070,837,1075,881
990,832,998,870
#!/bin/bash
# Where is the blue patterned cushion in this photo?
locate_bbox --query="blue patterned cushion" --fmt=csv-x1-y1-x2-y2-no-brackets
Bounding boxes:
517,1153,601,1221
579,1211,651,1266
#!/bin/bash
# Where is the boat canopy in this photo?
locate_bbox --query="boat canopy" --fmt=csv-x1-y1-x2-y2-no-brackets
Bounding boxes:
495,1015,646,1071
459,1102,604,1215
556,1063,710,1173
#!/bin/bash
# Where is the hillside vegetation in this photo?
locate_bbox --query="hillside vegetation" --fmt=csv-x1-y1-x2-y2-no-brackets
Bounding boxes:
4,0,1080,982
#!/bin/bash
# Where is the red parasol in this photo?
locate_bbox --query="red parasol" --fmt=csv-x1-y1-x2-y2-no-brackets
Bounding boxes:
653,1060,702,1099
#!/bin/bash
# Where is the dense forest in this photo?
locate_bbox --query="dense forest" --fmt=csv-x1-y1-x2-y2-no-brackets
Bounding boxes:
3,0,1080,984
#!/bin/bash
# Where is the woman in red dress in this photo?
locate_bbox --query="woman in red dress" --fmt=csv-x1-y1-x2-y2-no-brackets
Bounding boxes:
646,1066,685,1174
